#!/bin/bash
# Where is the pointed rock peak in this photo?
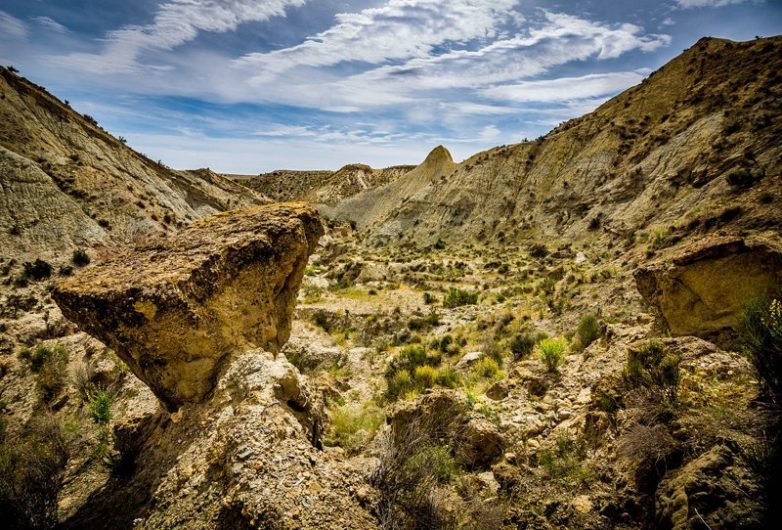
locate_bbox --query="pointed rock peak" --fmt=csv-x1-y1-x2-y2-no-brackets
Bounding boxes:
424,145,453,165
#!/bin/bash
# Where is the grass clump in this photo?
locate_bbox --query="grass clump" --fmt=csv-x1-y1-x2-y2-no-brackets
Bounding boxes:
575,313,601,350
473,357,502,380
404,444,460,483
510,332,536,360
538,430,589,480
538,337,567,372
19,343,69,402
624,340,680,401
88,391,112,425
324,402,384,454
443,287,479,308
738,297,782,399
72,249,90,266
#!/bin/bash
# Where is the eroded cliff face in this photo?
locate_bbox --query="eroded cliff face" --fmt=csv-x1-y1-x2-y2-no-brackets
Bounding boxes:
635,237,782,341
53,203,324,410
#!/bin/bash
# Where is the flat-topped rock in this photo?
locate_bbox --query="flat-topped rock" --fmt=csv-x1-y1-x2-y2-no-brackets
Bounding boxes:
634,236,782,341
53,203,324,410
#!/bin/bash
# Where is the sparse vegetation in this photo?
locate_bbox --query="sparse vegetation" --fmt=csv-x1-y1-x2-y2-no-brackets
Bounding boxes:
72,249,90,266
324,402,384,453
624,341,680,401
538,337,567,372
575,313,601,350
443,287,479,308
738,297,782,399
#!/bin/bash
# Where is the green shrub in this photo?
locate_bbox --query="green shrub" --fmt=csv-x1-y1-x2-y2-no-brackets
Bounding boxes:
312,309,331,332
576,314,601,350
624,341,681,400
414,365,437,389
387,371,413,401
538,430,588,479
89,391,112,424
538,337,567,372
444,288,479,308
510,333,536,359
738,297,782,399
473,357,501,379
324,402,384,454
19,343,69,402
19,343,67,373
434,367,460,388
423,292,437,305
22,259,52,281
404,444,460,483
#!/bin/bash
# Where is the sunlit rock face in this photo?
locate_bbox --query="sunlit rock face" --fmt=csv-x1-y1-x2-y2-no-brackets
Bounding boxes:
53,203,324,410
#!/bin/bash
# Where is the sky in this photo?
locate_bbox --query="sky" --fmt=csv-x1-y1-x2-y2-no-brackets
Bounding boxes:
1,1,781,173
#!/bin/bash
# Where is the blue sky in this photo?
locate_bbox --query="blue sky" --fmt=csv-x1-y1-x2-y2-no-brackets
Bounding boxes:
1,1,780,173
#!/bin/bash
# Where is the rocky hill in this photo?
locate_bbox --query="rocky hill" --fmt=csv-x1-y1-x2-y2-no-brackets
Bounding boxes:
1,36,781,530
0,67,268,261
333,37,782,256
231,163,415,205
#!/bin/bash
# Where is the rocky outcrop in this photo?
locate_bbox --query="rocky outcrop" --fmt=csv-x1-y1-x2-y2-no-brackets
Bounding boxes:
635,237,782,340
53,203,324,410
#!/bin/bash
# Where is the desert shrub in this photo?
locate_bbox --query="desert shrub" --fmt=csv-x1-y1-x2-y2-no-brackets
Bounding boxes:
473,357,501,379
443,287,479,308
423,292,437,305
726,168,760,189
738,297,782,399
89,391,112,424
0,414,68,529
434,367,460,388
624,341,681,401
510,332,536,359
22,259,52,281
538,337,567,372
384,346,446,400
72,361,95,400
324,402,384,454
407,311,439,331
528,243,549,258
72,249,90,266
538,430,588,479
19,343,69,402
404,444,460,484
414,365,437,389
575,313,601,350
481,339,504,365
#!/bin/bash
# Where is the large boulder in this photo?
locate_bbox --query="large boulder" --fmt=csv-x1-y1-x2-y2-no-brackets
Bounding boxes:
53,203,324,410
634,237,782,341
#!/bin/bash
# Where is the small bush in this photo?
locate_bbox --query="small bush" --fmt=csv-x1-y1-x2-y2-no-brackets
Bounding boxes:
434,367,460,388
22,259,52,281
624,341,681,401
473,357,501,379
72,249,90,266
89,391,112,424
324,402,384,454
443,288,479,308
312,310,332,332
404,444,460,483
738,297,782,399
19,343,67,373
19,343,69,402
575,314,601,350
414,365,437,389
538,430,588,479
510,333,536,359
538,337,567,372
529,243,549,258
423,292,437,305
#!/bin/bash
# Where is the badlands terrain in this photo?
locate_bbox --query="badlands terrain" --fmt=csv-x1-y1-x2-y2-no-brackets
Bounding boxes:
1,35,781,530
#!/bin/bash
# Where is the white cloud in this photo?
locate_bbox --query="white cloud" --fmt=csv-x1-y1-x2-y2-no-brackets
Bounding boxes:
61,0,307,73
238,0,521,81
675,0,755,7
0,11,27,39
481,70,649,103
33,16,68,33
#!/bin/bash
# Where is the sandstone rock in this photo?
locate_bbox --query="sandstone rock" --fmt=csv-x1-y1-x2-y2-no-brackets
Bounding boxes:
635,237,782,341
53,203,324,410
389,390,505,469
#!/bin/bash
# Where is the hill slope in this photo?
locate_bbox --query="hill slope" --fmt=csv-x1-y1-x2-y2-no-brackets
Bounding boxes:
336,37,782,254
0,67,267,260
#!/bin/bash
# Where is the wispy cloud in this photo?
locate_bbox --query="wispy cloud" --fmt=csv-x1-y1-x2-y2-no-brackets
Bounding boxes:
32,16,67,33
60,0,307,73
675,0,757,8
0,10,27,39
481,70,649,103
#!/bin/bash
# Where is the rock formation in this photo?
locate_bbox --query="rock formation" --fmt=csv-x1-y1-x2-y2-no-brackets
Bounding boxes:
635,237,782,340
53,203,324,410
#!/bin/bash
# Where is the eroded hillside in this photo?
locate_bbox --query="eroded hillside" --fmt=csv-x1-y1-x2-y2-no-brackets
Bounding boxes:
1,36,781,530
